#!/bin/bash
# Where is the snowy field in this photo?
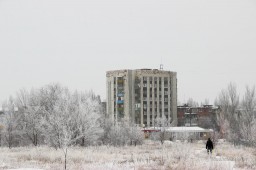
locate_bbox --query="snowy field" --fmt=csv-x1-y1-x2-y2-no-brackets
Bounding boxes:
0,140,255,170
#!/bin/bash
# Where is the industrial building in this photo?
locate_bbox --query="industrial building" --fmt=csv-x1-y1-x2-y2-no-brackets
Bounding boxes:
106,69,177,127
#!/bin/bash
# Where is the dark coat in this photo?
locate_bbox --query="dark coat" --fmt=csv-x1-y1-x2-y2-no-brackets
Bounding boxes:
206,139,213,149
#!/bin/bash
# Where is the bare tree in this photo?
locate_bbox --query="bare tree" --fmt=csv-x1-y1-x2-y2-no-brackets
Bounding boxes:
187,98,199,107
240,86,256,146
215,83,240,144
250,120,256,146
202,98,210,106
215,83,256,146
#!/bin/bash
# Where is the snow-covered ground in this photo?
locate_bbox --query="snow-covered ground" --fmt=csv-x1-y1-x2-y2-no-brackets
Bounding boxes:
0,140,255,170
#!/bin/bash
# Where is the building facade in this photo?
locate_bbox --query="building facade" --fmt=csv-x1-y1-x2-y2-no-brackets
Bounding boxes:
177,104,220,129
106,69,177,127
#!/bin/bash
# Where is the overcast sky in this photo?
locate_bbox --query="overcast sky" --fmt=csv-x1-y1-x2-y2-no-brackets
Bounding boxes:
0,0,256,104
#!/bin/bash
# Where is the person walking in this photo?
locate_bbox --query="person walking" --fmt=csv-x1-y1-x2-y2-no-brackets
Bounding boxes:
206,138,213,154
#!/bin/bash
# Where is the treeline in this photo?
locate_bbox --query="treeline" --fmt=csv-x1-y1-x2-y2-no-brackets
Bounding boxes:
0,83,144,149
1,82,256,149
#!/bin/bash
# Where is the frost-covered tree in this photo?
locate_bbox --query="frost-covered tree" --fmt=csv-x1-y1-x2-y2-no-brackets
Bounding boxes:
1,98,21,148
21,106,43,146
38,83,64,113
128,124,144,146
101,119,144,146
215,83,256,146
215,83,240,144
99,117,113,145
1,83,105,151
153,116,170,144
41,99,79,170
39,86,103,169
40,86,104,148
249,120,256,146
108,122,129,146
240,86,256,146
72,91,104,146
16,89,43,146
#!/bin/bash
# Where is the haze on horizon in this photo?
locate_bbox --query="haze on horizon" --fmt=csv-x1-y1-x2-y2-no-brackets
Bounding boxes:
0,0,256,105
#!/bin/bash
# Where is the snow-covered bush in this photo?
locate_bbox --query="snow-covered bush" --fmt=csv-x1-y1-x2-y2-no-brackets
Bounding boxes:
108,123,129,146
106,121,144,146
127,124,144,146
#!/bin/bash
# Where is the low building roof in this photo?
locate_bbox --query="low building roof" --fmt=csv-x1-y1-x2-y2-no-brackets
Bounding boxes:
144,126,213,133
166,126,213,132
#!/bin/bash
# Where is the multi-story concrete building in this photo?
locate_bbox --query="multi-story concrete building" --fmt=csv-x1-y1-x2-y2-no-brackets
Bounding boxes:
106,69,177,127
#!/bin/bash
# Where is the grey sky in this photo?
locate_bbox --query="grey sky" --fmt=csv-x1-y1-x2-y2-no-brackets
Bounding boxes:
0,0,256,104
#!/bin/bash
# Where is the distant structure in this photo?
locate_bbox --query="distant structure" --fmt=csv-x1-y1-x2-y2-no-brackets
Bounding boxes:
0,107,18,114
0,108,3,115
177,104,220,129
160,64,163,70
106,69,177,127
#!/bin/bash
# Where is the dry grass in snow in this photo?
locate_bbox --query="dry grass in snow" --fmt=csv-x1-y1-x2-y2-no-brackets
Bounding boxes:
0,140,256,170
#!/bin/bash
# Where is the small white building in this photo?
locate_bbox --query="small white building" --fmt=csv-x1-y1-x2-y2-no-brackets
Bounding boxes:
143,126,213,140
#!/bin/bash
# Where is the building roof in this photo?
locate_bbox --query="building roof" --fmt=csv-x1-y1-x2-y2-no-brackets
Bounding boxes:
106,69,176,76
167,126,213,132
144,126,213,133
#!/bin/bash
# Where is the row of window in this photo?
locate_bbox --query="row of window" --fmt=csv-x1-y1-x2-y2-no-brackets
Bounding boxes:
142,83,169,87
142,76,170,82
143,110,169,114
